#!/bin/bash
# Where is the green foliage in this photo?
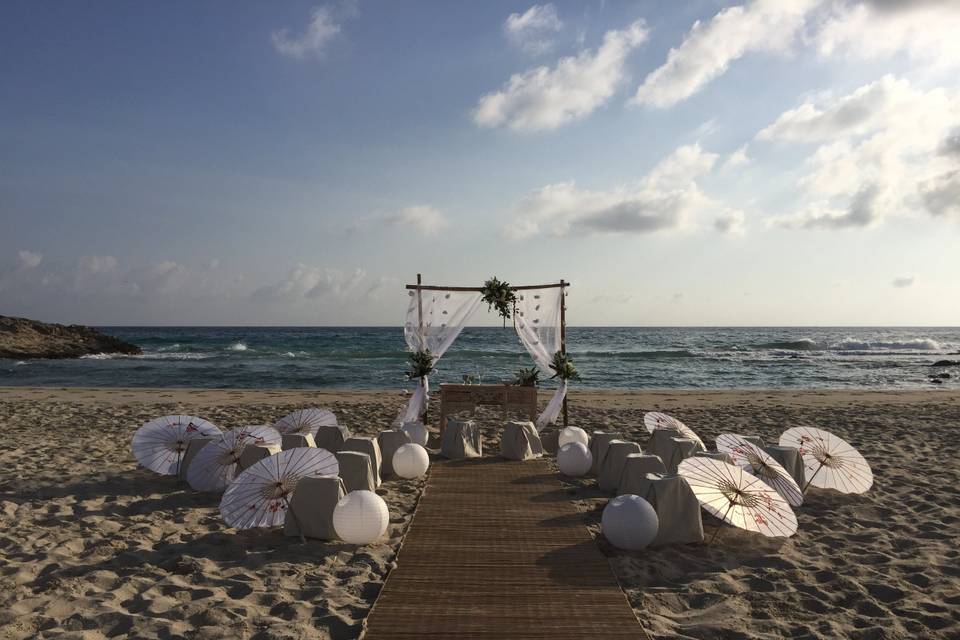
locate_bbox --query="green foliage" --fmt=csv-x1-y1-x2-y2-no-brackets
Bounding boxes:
514,367,540,387
548,351,580,381
480,276,517,325
407,349,434,379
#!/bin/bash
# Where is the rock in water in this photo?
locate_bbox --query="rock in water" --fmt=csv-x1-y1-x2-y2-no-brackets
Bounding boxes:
0,316,141,359
931,360,960,367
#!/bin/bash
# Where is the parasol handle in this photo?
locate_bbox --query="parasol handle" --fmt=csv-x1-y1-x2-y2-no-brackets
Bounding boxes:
709,501,735,545
802,462,824,494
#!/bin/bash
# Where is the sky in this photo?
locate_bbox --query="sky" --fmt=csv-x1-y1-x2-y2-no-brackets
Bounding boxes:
1,0,959,327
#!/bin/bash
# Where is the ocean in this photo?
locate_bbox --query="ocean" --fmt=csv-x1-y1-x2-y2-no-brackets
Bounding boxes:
2,326,958,390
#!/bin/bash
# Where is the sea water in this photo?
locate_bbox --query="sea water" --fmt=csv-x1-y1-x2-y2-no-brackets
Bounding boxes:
2,326,958,390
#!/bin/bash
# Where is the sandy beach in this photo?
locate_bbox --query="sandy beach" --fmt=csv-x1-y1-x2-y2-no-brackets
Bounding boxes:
1,387,958,639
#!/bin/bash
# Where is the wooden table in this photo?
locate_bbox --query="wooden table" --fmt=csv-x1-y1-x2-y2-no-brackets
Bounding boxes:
438,383,538,436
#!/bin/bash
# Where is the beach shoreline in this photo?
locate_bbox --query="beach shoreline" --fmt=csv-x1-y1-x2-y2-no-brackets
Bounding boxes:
2,387,958,639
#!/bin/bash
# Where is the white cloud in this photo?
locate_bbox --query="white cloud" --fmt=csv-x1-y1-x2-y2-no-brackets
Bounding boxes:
920,170,960,220
757,75,918,143
504,4,563,56
714,210,747,235
759,76,960,229
722,144,751,170
506,143,719,239
386,205,450,236
17,250,42,269
130,261,188,295
253,264,366,301
79,255,119,274
272,6,342,59
474,20,649,132
892,276,915,288
815,0,960,68
631,0,818,108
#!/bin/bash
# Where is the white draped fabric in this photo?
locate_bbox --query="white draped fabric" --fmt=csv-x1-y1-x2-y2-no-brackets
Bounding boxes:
401,289,484,422
514,287,566,429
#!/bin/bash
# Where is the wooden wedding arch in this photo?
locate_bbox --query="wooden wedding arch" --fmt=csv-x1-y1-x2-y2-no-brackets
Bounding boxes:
406,274,571,427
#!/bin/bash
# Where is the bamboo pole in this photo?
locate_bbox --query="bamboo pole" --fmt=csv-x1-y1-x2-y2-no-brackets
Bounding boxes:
560,279,568,427
416,273,427,429
405,282,568,291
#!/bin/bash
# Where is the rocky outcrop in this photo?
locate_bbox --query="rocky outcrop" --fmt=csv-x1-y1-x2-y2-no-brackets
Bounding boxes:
0,316,141,359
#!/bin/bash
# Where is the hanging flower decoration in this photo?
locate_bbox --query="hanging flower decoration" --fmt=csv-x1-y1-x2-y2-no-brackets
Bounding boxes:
513,367,540,387
407,349,434,379
549,351,580,381
480,276,517,326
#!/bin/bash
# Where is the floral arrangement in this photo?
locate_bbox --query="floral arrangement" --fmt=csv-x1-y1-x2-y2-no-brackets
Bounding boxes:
480,276,517,326
548,350,580,381
513,367,540,387
407,349,434,379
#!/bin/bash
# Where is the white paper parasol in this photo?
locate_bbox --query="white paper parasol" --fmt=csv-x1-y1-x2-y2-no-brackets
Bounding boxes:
132,415,221,475
219,447,340,530
273,408,338,437
716,433,804,506
643,411,705,449
780,426,873,494
187,425,282,492
678,457,798,541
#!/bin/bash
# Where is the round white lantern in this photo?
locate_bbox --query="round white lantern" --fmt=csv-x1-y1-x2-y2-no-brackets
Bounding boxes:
558,426,589,448
557,442,592,477
333,490,390,545
393,443,430,479
401,421,429,447
601,494,659,551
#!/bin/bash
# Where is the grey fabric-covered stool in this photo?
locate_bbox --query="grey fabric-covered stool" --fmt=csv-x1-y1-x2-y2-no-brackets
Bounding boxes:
237,442,281,472
500,421,542,461
341,437,382,487
284,475,345,540
764,445,806,487
645,427,683,466
590,431,622,476
440,419,482,460
693,450,733,464
314,424,351,453
177,437,214,481
740,435,765,448
539,428,560,455
599,441,642,492
282,433,316,451
664,437,700,474
617,453,667,496
335,451,377,492
642,474,704,546
377,429,412,478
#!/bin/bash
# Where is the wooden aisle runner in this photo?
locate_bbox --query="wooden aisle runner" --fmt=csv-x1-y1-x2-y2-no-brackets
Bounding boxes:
362,458,651,639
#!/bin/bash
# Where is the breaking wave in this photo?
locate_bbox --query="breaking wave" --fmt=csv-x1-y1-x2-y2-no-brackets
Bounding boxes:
80,352,212,361
754,338,943,352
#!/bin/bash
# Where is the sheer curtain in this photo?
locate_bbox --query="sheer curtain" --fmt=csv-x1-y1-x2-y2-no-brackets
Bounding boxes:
401,289,483,423
514,286,566,429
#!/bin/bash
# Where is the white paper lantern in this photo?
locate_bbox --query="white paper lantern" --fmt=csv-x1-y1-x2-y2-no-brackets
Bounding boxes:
333,490,390,545
601,494,659,551
558,426,589,448
401,421,429,447
393,443,430,479
557,442,592,477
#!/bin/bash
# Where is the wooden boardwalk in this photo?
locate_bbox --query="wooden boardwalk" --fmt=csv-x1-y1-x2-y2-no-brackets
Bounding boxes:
362,457,651,639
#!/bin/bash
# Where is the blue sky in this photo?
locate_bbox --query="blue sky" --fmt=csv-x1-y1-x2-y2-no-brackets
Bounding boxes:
2,1,959,326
